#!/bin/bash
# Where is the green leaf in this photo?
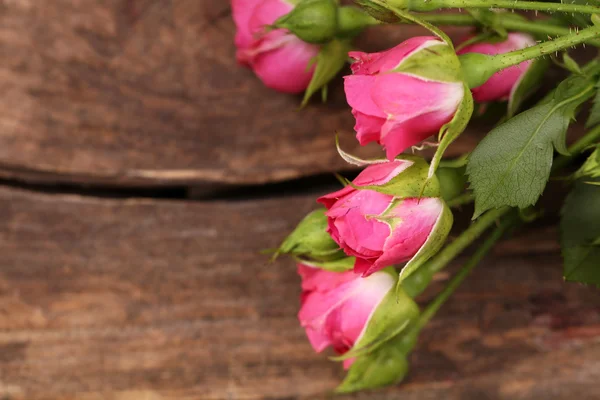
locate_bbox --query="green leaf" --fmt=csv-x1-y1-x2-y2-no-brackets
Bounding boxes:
561,180,600,286
301,39,350,107
429,85,473,179
508,57,549,118
468,74,596,219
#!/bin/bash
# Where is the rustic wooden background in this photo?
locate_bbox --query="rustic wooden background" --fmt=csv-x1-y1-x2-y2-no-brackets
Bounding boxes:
0,1,599,399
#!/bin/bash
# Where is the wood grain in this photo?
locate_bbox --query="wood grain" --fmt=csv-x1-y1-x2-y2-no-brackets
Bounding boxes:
0,0,484,187
0,187,598,400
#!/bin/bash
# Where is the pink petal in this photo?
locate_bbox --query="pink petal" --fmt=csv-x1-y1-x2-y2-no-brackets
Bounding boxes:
298,267,394,355
354,257,377,276
348,36,438,75
252,35,319,93
353,160,413,187
298,264,358,292
344,75,386,118
372,198,443,269
317,186,356,210
369,74,464,159
353,110,385,145
231,0,263,49
379,107,457,160
458,33,536,102
348,51,387,75
247,0,293,33
371,74,463,117
471,61,532,102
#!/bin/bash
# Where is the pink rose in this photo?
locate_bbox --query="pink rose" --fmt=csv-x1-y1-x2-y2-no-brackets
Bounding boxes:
457,33,536,103
318,160,448,277
344,36,465,160
297,263,394,369
231,0,320,93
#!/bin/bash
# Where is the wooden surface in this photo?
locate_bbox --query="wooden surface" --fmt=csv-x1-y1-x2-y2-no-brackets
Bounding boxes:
0,188,599,400
0,1,599,399
0,0,481,186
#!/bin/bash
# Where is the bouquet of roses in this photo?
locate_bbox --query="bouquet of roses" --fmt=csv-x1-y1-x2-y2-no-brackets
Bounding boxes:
232,0,600,393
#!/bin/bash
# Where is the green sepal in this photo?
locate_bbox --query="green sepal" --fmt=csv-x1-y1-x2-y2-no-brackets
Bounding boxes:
276,209,343,262
352,155,441,199
299,256,355,272
353,0,400,23
436,166,467,202
336,310,421,394
393,42,463,83
429,86,474,179
332,277,419,361
574,146,600,180
458,52,498,90
335,340,410,393
508,57,549,118
374,0,453,47
561,179,600,287
398,200,453,284
335,135,388,166
302,39,351,107
562,53,583,75
273,0,338,44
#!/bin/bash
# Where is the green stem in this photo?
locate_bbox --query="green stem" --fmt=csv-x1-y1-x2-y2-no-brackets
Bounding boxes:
414,216,514,331
496,24,600,70
438,0,600,14
402,207,511,297
447,192,475,207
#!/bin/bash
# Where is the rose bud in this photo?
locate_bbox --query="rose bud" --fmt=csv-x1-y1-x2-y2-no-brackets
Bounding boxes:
344,36,465,160
457,33,537,103
297,264,419,372
318,159,452,278
231,0,320,93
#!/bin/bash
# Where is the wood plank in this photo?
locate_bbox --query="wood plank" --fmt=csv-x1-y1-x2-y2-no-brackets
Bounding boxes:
0,0,485,187
0,187,599,399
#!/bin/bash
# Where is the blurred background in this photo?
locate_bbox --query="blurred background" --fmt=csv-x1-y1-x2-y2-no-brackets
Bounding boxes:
0,1,600,399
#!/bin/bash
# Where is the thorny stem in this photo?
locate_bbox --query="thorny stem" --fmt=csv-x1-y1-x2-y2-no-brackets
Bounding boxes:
495,23,600,70
416,13,600,46
437,0,600,15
